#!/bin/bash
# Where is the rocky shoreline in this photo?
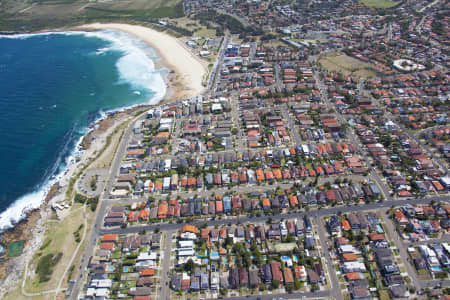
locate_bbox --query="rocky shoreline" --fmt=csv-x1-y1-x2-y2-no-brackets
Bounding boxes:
0,104,151,298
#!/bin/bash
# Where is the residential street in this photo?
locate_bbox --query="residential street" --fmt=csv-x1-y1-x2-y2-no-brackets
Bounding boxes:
317,217,343,300
380,209,422,291
99,195,448,235
160,230,175,300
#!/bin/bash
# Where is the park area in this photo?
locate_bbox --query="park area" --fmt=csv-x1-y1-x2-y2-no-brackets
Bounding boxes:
2,204,93,300
0,0,184,31
318,53,378,78
361,0,400,8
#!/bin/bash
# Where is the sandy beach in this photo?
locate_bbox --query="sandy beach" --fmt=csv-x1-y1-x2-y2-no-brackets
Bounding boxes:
79,23,207,101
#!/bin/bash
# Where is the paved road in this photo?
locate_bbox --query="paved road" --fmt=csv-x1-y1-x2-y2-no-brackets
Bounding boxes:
77,168,108,198
70,110,148,300
313,70,393,202
418,0,442,12
215,9,251,27
99,196,449,235
160,230,175,300
54,203,88,299
395,120,448,175
380,209,423,295
205,290,331,300
281,105,301,146
406,234,450,246
317,218,343,300
421,279,450,288
208,34,230,94
368,89,448,176
274,63,283,89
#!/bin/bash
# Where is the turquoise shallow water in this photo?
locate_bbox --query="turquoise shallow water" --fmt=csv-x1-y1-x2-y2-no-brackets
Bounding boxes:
0,30,166,229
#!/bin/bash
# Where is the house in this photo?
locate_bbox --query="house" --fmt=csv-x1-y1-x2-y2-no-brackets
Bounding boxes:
283,268,294,285
239,268,249,287
200,272,209,290
394,210,409,225
389,284,408,299
128,287,151,297
306,268,319,284
137,277,154,287
249,265,261,287
101,234,118,243
190,277,200,291
270,262,283,282
230,269,240,289
327,215,340,233
384,274,404,286
294,265,307,281
342,262,366,273
211,272,220,290
351,288,371,299
151,233,161,249
304,236,315,249
261,264,272,284
171,274,182,291
348,213,361,230
100,242,115,251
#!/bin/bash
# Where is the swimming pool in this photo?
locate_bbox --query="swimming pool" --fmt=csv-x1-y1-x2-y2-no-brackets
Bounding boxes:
431,266,442,272
123,266,130,273
376,224,384,233
106,266,115,272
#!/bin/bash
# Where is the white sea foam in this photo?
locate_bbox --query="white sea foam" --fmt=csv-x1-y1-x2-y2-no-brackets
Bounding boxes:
85,29,167,105
0,189,46,230
0,30,167,104
0,29,167,231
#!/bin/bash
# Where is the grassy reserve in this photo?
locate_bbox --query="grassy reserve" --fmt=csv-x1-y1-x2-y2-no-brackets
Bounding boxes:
0,0,184,31
317,52,378,78
360,0,400,8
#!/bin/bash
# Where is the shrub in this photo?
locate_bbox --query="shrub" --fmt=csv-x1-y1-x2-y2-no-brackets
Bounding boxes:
36,252,62,282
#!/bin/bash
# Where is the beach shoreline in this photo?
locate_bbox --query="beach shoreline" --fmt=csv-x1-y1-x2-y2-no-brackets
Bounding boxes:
0,22,206,234
77,23,207,102
0,23,207,297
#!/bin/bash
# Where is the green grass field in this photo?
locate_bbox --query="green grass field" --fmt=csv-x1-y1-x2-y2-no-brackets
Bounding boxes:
361,0,399,8
0,0,184,31
318,53,377,78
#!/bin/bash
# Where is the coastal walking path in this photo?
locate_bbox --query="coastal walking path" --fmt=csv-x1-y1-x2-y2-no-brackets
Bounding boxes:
21,261,67,297
20,202,87,297
54,202,88,299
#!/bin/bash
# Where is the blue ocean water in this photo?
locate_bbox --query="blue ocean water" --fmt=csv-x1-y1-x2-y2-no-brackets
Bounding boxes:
0,30,166,229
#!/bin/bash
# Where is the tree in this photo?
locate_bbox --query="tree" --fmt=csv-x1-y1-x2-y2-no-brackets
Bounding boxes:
224,236,233,248
184,259,195,274
220,288,228,296
286,234,295,243
271,280,280,289
294,280,303,290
